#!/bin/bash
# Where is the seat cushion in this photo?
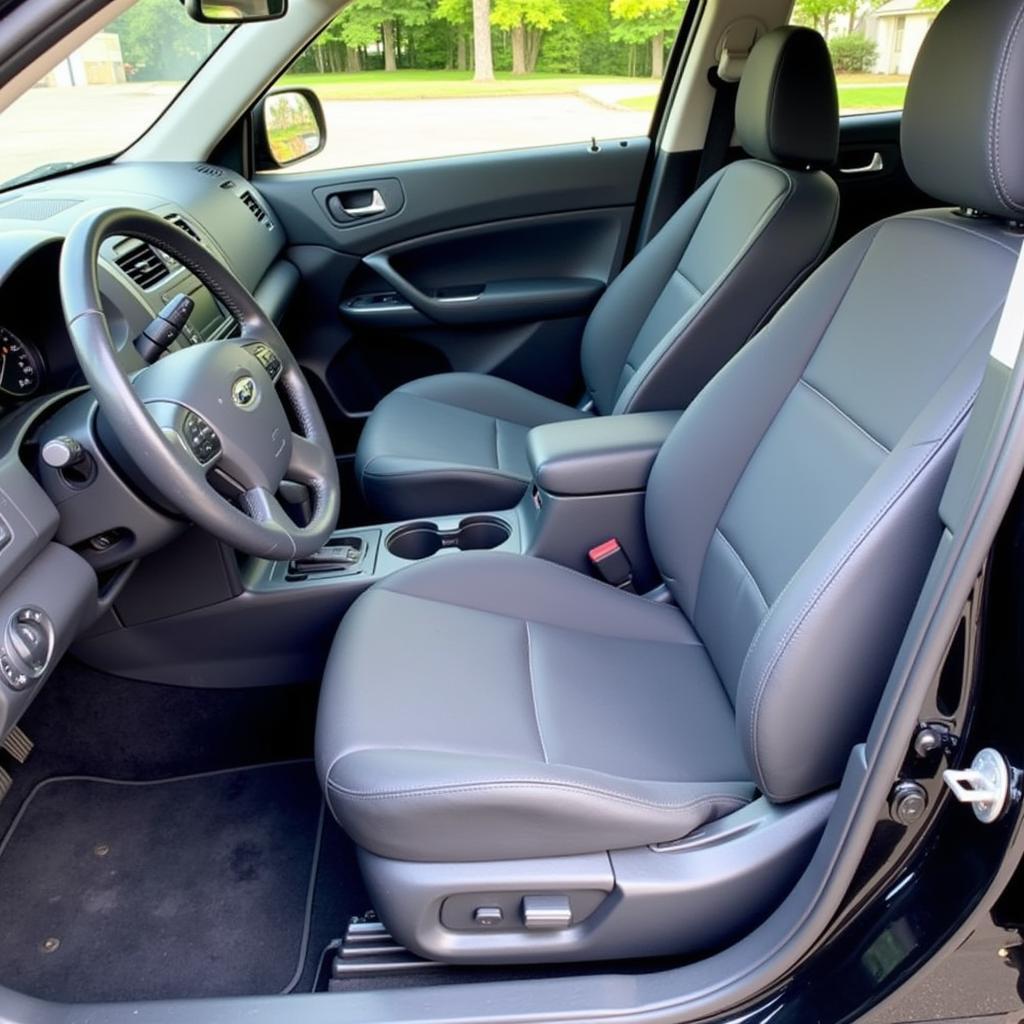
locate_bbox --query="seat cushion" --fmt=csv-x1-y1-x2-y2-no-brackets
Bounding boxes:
316,552,755,862
355,373,587,521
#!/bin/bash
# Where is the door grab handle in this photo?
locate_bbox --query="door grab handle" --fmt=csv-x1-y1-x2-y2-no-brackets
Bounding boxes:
841,152,884,175
340,189,387,216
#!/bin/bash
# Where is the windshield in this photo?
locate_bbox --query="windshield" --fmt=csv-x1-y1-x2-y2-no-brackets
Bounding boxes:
0,0,232,190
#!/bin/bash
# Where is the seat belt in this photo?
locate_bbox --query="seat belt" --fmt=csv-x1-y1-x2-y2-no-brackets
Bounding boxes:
695,23,758,187
695,68,740,187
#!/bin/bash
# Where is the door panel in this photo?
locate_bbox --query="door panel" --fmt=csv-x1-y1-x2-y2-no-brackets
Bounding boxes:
257,140,650,462
830,112,936,247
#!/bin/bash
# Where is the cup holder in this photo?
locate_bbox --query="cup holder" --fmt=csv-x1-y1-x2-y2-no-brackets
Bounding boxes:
386,516,512,561
385,522,444,561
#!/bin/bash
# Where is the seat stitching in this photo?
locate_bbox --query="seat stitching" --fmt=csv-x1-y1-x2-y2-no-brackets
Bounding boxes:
372,586,703,646
897,214,1022,256
714,528,768,611
327,776,751,813
746,390,977,796
361,458,526,484
394,387,572,430
524,622,549,764
617,163,794,415
988,2,1024,215
798,378,890,453
685,223,884,616
673,266,704,296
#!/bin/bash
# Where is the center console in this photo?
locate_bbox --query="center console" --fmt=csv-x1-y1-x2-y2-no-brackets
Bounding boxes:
74,411,680,689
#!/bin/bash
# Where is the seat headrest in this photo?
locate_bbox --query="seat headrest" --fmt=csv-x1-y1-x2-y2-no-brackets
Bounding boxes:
734,26,839,170
902,0,1024,221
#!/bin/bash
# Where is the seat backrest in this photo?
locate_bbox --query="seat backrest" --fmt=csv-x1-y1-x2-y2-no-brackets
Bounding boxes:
645,0,1024,803
580,26,840,418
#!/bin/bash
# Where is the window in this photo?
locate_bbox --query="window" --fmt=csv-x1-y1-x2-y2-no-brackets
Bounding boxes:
267,0,686,172
0,0,232,190
791,0,944,116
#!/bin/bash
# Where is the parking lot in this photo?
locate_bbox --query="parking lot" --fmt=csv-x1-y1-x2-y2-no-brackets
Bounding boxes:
0,83,651,185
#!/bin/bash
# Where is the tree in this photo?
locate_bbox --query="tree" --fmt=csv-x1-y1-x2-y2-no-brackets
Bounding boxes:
472,0,495,79
435,0,474,70
609,0,681,77
491,0,568,73
334,0,432,71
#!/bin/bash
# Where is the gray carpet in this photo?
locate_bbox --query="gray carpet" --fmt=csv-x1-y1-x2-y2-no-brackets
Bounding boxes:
0,760,324,1003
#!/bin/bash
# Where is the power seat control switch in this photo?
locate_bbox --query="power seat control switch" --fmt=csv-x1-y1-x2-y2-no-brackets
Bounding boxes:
944,747,1021,824
521,895,572,931
0,607,54,691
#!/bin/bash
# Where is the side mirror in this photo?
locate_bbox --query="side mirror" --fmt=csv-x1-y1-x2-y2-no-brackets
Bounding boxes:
184,0,287,23
254,89,327,170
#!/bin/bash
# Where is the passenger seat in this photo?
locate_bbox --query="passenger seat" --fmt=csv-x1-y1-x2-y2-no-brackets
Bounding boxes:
356,26,841,521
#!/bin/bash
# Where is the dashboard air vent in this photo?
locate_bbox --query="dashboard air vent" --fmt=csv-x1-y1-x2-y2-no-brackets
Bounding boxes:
194,164,224,177
239,189,273,230
164,212,202,243
115,242,171,289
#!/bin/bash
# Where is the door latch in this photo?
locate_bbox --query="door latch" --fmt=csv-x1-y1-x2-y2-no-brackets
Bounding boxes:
943,748,1020,823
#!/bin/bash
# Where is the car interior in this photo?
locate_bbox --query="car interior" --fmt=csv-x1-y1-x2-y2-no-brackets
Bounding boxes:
0,0,1022,1018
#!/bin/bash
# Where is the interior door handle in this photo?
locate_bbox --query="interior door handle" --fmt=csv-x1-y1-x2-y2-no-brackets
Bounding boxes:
339,189,387,217
840,152,884,175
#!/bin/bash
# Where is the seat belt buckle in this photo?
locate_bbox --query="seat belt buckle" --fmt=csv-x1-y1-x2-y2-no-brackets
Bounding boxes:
588,538,635,592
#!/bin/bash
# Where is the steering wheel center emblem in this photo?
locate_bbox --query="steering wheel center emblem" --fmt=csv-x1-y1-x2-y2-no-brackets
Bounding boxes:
232,375,259,411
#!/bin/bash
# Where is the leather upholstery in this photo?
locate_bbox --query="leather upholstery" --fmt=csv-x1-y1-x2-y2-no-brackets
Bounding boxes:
356,29,840,521
902,0,1024,220
316,552,754,862
355,373,587,519
319,0,1024,865
734,26,840,169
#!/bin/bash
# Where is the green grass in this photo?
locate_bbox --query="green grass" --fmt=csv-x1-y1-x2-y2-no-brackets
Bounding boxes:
620,81,909,114
836,83,907,111
279,69,639,101
278,69,910,115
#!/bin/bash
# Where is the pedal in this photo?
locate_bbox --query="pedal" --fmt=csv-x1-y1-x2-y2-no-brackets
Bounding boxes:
328,913,443,985
2,726,33,764
0,766,11,803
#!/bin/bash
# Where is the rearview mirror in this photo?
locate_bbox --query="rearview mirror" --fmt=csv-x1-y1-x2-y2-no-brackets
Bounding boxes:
255,90,327,169
183,0,287,23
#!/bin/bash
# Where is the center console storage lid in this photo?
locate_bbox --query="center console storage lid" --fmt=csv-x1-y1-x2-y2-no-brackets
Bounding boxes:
526,411,680,497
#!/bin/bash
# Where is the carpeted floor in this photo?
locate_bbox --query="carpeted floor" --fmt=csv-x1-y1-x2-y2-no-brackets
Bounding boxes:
0,660,368,1003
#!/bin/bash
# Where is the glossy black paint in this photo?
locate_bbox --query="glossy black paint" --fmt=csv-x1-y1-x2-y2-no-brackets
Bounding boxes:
687,488,1024,1024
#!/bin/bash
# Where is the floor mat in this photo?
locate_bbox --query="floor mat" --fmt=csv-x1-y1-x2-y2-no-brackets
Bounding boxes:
0,760,324,1003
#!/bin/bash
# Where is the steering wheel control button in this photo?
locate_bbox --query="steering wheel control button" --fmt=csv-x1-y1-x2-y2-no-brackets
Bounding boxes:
245,343,283,381
182,412,221,465
1,607,54,690
521,895,572,931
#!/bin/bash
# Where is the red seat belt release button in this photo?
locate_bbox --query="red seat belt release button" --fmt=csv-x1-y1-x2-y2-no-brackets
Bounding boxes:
588,538,634,591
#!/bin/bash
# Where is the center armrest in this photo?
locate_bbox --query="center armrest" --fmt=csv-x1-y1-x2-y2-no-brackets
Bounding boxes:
526,411,680,497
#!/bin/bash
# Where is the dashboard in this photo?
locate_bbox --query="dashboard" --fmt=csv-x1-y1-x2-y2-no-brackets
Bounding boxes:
0,160,294,739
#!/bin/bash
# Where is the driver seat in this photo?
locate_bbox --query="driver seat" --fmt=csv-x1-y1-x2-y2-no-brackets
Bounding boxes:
316,0,1024,965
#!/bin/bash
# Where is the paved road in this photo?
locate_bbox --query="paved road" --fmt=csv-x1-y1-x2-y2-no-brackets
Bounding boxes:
0,85,651,185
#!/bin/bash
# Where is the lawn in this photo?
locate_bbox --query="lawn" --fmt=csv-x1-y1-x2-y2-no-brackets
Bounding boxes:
279,69,909,115
619,81,909,113
279,69,642,100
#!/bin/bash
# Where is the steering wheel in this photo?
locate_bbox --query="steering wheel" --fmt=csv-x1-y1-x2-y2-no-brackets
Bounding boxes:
59,208,340,561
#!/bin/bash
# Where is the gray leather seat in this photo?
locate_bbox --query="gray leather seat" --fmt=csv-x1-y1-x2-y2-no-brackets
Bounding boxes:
356,26,841,521
318,0,1024,962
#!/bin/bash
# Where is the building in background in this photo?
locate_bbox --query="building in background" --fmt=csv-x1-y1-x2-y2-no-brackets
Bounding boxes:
42,32,125,86
864,0,935,74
